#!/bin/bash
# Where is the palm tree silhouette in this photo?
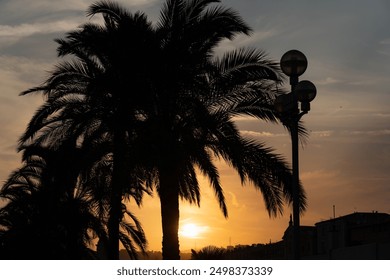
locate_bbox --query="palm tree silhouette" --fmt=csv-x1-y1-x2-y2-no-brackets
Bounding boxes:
19,1,154,259
18,0,307,260
0,145,102,259
0,143,147,259
137,0,306,259
191,246,227,260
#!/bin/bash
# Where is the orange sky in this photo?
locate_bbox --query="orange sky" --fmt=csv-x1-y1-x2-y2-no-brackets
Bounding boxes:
129,115,390,252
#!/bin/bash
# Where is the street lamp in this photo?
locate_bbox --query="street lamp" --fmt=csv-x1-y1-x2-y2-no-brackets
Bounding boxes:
275,50,316,260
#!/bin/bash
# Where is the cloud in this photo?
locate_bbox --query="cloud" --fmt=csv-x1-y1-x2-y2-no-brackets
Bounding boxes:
240,130,287,138
311,130,333,138
121,0,160,7
348,129,390,137
301,169,340,181
0,55,48,182
0,18,90,54
380,38,390,45
316,77,344,86
0,55,52,80
227,191,240,208
0,20,83,38
214,28,281,57
1,0,160,25
0,0,160,46
373,113,390,118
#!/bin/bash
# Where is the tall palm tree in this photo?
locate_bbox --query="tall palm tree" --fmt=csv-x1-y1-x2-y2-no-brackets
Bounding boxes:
135,0,306,259
19,0,306,260
19,1,155,259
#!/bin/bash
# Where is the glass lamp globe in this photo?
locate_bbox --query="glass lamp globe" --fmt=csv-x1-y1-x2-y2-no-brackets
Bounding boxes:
280,50,308,77
295,80,317,102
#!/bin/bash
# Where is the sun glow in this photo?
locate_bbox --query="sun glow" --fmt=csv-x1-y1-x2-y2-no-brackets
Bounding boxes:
179,223,205,238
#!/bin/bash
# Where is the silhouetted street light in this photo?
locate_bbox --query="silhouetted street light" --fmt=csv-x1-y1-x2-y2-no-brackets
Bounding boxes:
275,50,317,260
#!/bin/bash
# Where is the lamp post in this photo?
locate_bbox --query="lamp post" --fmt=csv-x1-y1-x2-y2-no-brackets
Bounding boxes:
275,50,316,260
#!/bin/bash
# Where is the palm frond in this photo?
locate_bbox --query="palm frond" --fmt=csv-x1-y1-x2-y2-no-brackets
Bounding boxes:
178,163,200,206
193,148,228,217
87,0,128,26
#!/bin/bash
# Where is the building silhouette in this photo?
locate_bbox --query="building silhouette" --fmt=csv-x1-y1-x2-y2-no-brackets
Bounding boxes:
222,211,390,260
312,212,390,259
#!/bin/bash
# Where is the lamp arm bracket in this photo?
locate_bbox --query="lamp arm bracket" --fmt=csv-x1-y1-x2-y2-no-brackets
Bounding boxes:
297,111,307,121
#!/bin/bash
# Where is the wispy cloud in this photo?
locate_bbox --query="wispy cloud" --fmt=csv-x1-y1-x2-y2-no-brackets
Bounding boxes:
380,38,390,45
0,19,87,51
240,130,287,138
0,21,82,37
378,37,390,56
215,28,280,55
227,191,240,208
311,130,333,138
373,113,390,118
301,169,340,181
0,55,54,88
122,0,160,7
316,77,344,86
348,129,390,137
0,55,48,181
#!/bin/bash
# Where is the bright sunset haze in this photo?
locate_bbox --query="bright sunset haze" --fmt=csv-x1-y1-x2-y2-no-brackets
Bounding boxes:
0,0,389,253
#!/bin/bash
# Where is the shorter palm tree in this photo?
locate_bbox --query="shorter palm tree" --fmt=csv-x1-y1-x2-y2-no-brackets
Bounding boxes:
0,144,147,259
0,155,102,259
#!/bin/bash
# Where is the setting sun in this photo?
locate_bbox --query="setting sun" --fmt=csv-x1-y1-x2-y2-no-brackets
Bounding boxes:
179,223,204,238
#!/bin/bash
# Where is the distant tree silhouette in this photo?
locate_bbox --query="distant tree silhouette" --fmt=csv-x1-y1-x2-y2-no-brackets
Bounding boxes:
17,0,306,260
191,246,227,260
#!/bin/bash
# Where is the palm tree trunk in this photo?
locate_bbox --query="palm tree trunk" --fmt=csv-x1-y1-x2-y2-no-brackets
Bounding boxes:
107,128,127,260
159,168,180,260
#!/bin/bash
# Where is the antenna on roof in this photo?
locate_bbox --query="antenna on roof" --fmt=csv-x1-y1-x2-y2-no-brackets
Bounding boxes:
333,205,336,219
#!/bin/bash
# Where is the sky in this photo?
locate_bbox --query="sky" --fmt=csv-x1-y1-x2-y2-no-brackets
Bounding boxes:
0,0,389,252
